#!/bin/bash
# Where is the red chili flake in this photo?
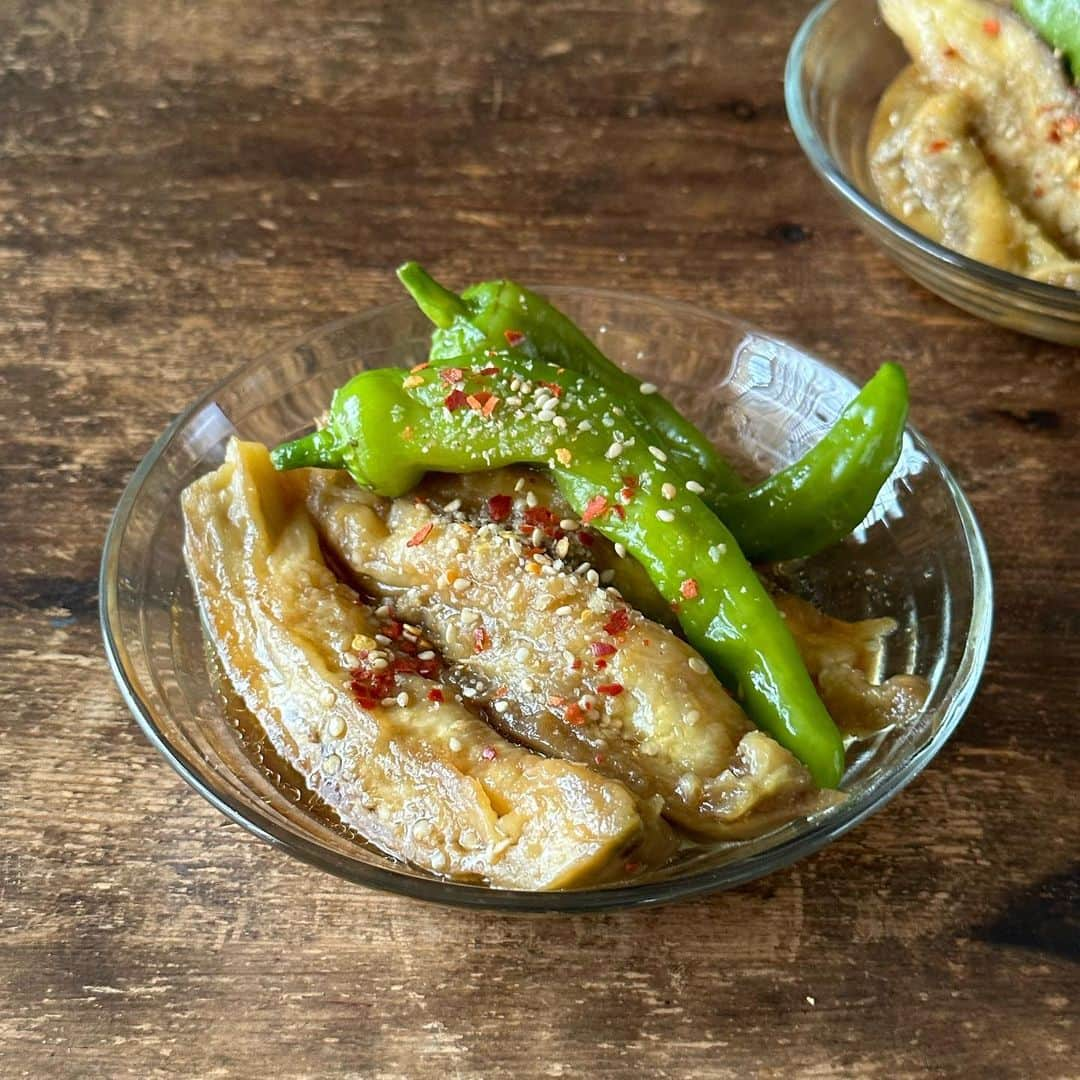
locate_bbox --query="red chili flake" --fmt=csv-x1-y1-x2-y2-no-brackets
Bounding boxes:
478,365,501,376
1034,185,1046,198
680,578,700,600
410,361,430,374
1062,117,1080,136
548,695,566,707
522,505,560,535
578,531,595,547
928,139,950,153
597,683,624,696
1049,123,1064,144
624,861,641,874
982,17,1000,37
503,329,526,347
406,522,434,548
401,425,414,442
427,687,444,703
465,393,484,411
440,367,466,384
612,504,626,521
943,45,958,59
581,494,609,523
564,703,586,726
571,658,583,671
481,746,498,760
589,641,617,658
481,394,500,418
349,662,397,710
444,389,468,411
487,494,513,522
538,380,563,397
604,608,631,636
620,474,639,502
596,659,607,670
383,619,404,640
594,752,606,766
473,626,490,653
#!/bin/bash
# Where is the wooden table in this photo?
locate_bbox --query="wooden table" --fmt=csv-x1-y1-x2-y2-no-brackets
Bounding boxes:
3,1,1077,1075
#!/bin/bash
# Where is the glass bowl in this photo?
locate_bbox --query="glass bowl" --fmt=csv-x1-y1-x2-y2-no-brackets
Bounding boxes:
100,290,992,912
785,0,1080,346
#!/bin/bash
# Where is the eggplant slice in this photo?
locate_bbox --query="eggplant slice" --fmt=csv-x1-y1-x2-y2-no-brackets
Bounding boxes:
304,469,839,839
182,440,675,889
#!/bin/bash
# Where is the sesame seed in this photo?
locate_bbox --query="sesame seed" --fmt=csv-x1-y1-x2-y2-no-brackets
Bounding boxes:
448,736,463,752
322,752,341,775
463,686,477,698
708,543,727,560
319,687,338,708
614,542,627,558
514,477,526,492
685,708,701,726
656,508,675,523
688,657,709,674
396,691,410,708
521,676,537,692
493,699,510,714
553,415,568,431
559,518,578,531
370,657,389,671
327,715,346,738
586,569,600,586
555,604,573,616
452,578,471,594
555,537,570,558
686,480,705,494
444,498,461,513
531,527,545,546
640,382,658,395
507,581,522,601
374,604,391,618
605,441,623,459
563,649,576,665
514,646,531,662
375,634,392,645
525,491,538,508
430,850,448,872
648,445,668,462
661,482,677,500
418,650,436,661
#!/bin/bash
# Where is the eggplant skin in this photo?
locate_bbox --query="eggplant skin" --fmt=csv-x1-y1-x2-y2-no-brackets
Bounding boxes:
181,440,672,890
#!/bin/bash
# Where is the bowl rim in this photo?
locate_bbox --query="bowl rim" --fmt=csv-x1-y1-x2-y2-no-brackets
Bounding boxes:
784,0,1080,310
100,289,994,913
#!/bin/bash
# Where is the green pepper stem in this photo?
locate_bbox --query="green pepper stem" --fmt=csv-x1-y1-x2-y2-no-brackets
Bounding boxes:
269,428,343,471
396,262,470,329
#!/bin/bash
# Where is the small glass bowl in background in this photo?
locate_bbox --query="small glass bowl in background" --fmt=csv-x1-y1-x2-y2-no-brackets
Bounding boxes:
785,0,1080,346
100,291,992,912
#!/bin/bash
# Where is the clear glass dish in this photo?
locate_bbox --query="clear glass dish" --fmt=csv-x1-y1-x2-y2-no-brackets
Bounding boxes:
785,0,1080,346
100,290,992,912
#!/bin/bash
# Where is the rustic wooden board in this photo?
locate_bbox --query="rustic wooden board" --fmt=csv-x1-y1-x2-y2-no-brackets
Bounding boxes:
1,1,1076,1076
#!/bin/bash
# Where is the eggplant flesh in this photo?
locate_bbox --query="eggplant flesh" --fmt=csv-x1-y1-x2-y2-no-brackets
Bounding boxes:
182,440,674,889
304,469,837,840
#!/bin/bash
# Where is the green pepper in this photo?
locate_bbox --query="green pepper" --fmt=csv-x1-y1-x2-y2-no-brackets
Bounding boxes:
396,263,909,563
711,363,908,562
1015,0,1080,79
272,351,846,789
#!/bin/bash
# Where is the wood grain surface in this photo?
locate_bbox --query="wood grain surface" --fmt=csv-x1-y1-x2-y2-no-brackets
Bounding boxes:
2,1,1077,1076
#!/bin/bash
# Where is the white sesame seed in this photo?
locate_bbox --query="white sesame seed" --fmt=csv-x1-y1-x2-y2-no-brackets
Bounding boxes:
327,715,346,738
531,527,544,546
448,735,463,752
322,752,341,775
396,691,410,708
370,657,389,671
559,518,578,531
640,382,658,395
648,445,668,462
708,543,727,560
380,696,396,707
661,482,677,500
605,441,623,459
418,650,436,661
555,605,573,617
493,699,510,714
514,476,526,492
521,676,537,692
555,537,570,558
577,419,593,431
452,577,471,594
463,686,477,699
553,415,568,431
614,542,627,558
319,687,338,708
686,480,705,494
685,708,701,726
586,569,600,586
375,634,392,645
375,604,391,618
507,581,522,601
514,646,531,663
688,657,709,674
430,850,448,872
656,508,675,523
525,491,538,508
444,498,462,513
563,649,576,665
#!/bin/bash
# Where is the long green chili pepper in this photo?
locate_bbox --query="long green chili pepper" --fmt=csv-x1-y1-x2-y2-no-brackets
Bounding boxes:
396,262,909,563
271,351,846,789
